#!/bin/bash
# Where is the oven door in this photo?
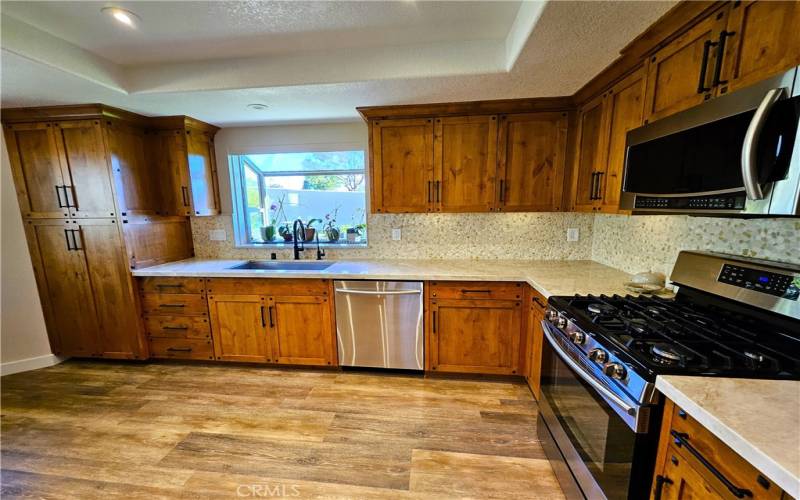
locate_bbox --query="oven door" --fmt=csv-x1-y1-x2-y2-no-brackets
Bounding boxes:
537,321,659,500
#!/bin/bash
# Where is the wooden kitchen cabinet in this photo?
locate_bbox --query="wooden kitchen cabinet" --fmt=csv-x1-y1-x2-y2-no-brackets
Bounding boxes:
433,115,498,212
24,218,145,359
525,287,548,399
572,93,607,212
208,294,271,363
497,112,568,212
643,5,729,123
184,128,220,216
105,120,159,217
4,120,116,219
427,282,524,375
269,295,336,366
718,0,800,95
651,399,788,500
370,118,434,213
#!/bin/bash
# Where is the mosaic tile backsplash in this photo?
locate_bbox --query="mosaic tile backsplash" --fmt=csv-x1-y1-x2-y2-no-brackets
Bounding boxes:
191,213,596,261
591,214,800,277
191,213,798,278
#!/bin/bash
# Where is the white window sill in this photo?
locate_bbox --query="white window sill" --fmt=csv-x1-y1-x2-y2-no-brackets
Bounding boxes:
234,242,368,250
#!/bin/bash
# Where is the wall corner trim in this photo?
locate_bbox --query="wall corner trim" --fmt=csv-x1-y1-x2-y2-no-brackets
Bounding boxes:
1,354,66,376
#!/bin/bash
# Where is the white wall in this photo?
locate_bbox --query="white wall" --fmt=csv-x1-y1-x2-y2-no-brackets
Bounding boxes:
0,134,60,375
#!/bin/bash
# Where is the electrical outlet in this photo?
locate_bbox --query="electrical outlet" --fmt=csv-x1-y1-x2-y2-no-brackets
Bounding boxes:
209,229,227,241
566,228,579,242
391,228,402,241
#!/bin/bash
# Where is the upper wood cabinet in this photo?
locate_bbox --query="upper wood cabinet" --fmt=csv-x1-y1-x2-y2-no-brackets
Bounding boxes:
434,115,498,212
4,120,117,219
370,118,434,213
717,0,800,95
185,129,220,216
643,5,729,123
497,112,568,212
572,67,646,213
24,218,145,359
105,120,158,217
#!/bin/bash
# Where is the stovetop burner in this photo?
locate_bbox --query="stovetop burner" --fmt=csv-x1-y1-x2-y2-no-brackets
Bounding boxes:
548,293,800,380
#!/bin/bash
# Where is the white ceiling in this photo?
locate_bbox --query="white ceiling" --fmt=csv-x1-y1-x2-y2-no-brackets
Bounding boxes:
0,1,676,126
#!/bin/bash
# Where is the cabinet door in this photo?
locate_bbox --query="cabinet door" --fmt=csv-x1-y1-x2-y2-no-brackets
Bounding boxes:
643,7,729,122
434,115,498,212
526,292,547,400
77,219,145,359
4,123,69,218
572,94,606,212
429,299,522,375
208,294,271,363
598,68,646,212
497,112,567,212
185,129,220,216
655,447,723,500
105,121,159,217
54,121,117,218
148,130,192,216
269,295,335,366
24,219,101,357
371,118,434,213
719,0,800,94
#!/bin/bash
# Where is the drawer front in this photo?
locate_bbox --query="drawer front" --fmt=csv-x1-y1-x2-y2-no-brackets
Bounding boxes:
670,405,784,500
205,278,329,296
139,277,205,294
148,337,214,360
429,281,524,301
144,315,211,339
141,293,208,316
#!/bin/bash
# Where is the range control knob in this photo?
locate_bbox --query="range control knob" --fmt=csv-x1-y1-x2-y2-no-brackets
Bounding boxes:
569,331,586,345
546,308,559,322
603,362,627,380
588,348,608,363
555,316,567,329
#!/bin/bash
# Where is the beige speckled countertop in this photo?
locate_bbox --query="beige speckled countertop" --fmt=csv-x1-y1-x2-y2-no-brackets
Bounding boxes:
656,376,800,498
132,258,639,298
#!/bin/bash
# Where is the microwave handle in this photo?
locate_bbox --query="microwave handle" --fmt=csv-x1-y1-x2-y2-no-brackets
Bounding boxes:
741,87,786,200
541,320,636,416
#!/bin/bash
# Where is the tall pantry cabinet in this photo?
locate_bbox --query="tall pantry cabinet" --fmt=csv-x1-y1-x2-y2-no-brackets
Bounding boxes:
2,105,216,359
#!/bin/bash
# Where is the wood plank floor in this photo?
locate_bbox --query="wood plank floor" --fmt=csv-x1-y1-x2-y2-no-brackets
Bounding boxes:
0,360,565,499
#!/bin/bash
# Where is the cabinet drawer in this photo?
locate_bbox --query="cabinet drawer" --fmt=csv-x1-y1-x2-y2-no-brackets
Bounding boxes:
144,315,211,339
669,405,784,499
139,277,205,294
205,278,329,296
148,337,214,360
141,293,208,316
429,281,524,301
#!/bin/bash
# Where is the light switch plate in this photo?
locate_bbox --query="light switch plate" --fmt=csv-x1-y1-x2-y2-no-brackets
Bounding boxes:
566,228,579,242
209,229,227,241
391,228,402,241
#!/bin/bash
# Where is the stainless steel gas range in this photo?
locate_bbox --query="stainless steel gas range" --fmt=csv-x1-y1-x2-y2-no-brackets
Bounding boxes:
537,251,800,500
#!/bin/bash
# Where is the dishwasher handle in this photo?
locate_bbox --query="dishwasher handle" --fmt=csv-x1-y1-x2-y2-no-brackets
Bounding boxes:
334,289,422,296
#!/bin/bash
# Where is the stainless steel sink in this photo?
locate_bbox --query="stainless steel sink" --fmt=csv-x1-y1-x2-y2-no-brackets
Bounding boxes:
229,260,333,271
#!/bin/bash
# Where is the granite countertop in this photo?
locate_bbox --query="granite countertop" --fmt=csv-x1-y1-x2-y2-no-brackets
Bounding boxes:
131,258,640,298
656,376,800,498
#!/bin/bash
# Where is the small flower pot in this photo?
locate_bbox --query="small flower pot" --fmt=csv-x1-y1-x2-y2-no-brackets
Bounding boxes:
304,227,316,242
325,227,340,243
261,225,276,242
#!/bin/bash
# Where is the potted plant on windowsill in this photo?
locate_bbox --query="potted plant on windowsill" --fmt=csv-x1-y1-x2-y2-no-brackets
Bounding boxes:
323,206,341,243
262,194,288,243
304,218,321,242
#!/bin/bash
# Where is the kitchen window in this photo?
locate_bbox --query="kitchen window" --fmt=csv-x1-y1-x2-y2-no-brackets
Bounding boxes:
230,149,367,246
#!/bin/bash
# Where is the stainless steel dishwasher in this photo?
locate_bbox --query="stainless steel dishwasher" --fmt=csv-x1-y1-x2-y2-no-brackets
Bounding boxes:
334,281,424,370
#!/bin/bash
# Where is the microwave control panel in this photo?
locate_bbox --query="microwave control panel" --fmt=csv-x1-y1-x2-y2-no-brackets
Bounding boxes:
635,194,746,210
718,264,800,300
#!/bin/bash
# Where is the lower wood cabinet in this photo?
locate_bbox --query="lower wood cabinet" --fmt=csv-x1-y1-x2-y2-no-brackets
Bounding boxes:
427,282,524,375
25,218,145,359
205,279,337,367
525,287,548,399
652,399,788,500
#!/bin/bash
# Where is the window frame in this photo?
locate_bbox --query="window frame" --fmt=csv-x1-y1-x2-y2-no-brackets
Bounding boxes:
229,143,369,249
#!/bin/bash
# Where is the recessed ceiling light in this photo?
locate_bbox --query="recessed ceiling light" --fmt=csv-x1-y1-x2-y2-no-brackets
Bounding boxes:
247,103,269,111
101,7,140,28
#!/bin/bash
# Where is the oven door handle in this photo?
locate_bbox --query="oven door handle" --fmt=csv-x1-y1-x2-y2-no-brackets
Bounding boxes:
541,320,637,416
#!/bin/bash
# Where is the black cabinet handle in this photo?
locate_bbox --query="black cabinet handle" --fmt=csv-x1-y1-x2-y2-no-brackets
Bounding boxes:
69,229,81,251
64,228,74,251
697,39,717,93
162,325,189,330
432,311,437,333
653,475,673,500
427,181,432,203
499,179,505,202
435,181,441,203
461,289,491,294
595,172,604,201
166,347,192,352
268,306,274,328
532,297,546,308
67,185,76,209
712,31,735,87
159,304,186,308
670,430,753,498
260,306,266,327
589,172,598,200
181,186,190,207
55,185,66,208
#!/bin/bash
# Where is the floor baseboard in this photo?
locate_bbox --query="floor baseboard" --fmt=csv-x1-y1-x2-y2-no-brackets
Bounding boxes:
1,353,65,376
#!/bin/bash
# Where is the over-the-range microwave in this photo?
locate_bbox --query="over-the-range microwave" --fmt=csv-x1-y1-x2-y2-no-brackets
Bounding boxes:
620,66,800,216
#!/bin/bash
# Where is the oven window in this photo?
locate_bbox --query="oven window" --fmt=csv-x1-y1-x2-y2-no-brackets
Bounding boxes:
540,340,636,500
